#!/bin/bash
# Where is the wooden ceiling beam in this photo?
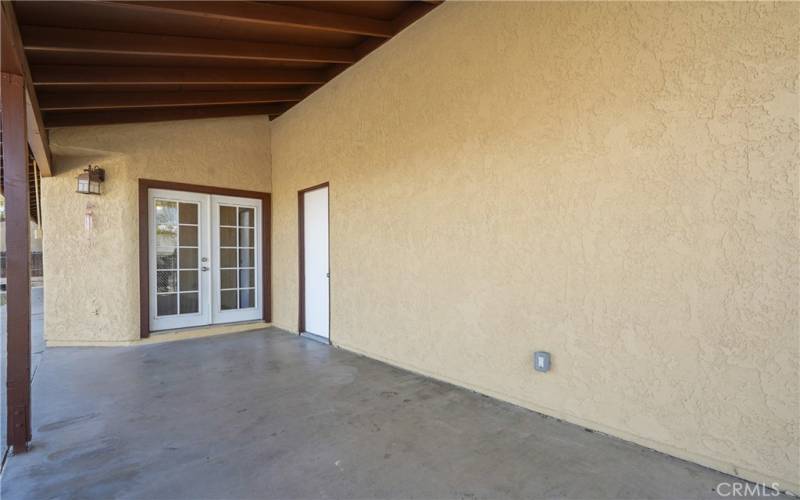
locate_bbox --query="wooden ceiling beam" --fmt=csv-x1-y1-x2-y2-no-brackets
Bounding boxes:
43,104,285,128
1,3,52,176
39,89,305,111
285,1,443,115
322,2,444,82
22,26,356,64
32,65,326,86
96,1,394,38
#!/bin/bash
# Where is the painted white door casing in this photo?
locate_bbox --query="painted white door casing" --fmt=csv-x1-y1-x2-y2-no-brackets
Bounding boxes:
303,186,329,338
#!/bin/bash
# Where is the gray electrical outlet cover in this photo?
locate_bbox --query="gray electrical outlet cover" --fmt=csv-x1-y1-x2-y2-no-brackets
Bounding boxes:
534,351,550,372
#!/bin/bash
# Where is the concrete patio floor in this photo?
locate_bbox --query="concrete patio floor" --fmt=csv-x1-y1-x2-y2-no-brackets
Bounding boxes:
1,328,780,500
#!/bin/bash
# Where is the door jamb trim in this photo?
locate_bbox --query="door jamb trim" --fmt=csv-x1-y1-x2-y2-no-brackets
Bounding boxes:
138,179,271,339
297,182,330,341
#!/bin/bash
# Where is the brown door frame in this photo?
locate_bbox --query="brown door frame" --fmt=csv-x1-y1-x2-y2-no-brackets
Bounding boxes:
2,72,32,453
138,179,271,339
297,182,330,340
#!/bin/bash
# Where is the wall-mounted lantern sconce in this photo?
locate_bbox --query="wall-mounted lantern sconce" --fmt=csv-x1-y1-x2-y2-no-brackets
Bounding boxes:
76,165,105,195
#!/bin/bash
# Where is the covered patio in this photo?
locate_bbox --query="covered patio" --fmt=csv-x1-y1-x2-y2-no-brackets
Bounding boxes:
2,328,760,499
1,1,797,499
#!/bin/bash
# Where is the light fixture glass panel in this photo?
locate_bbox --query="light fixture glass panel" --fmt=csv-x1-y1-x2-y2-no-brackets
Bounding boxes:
220,206,237,226
220,290,238,310
157,294,178,316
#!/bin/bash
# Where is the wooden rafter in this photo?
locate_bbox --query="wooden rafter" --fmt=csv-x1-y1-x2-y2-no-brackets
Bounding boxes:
15,1,443,127
33,65,327,86
309,2,443,101
39,89,305,111
43,103,287,128
22,26,357,64
97,1,395,38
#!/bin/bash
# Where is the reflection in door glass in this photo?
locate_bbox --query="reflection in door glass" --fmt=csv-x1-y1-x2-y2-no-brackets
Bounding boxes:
238,208,254,227
155,199,200,317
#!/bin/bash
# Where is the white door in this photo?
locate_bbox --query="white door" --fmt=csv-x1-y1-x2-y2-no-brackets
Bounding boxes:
149,189,211,331
303,186,329,338
149,190,262,331
211,195,263,324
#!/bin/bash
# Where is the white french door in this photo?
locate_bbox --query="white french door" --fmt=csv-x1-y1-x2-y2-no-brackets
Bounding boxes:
149,189,262,332
210,195,262,325
149,190,210,331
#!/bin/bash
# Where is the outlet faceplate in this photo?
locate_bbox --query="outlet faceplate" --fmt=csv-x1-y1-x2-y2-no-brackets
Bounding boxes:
534,351,550,372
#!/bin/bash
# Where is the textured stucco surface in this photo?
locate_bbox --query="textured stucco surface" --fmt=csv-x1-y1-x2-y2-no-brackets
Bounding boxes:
42,115,271,343
271,2,800,491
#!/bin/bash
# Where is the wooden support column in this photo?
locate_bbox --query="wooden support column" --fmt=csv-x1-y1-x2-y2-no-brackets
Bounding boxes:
2,71,32,453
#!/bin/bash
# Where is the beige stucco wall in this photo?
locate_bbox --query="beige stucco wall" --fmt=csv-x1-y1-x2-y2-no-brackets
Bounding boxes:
271,2,799,491
42,115,271,343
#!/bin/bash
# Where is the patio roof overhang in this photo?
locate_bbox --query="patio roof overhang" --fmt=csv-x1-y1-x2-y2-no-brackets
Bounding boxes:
0,0,441,454
11,1,442,129
2,1,51,177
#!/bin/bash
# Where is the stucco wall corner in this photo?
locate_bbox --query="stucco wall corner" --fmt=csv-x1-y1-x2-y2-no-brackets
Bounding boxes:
41,115,272,344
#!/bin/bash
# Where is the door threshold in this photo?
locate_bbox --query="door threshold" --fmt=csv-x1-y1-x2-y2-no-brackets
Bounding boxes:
151,320,267,337
300,331,330,345
142,321,271,345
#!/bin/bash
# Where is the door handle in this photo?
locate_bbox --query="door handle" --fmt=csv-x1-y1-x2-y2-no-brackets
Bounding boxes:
202,266,210,272
326,272,330,278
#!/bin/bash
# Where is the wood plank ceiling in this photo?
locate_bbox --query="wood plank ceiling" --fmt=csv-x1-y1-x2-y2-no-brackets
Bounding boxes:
12,1,442,128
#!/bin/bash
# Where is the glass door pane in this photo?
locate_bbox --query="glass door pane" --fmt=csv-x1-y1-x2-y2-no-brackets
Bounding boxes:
155,200,201,317
218,205,257,311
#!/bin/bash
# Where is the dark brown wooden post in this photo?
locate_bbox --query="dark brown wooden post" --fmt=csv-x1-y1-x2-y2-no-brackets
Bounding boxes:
2,71,32,453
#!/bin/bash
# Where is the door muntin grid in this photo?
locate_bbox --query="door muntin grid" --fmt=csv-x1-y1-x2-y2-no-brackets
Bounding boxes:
218,204,257,311
155,199,201,317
